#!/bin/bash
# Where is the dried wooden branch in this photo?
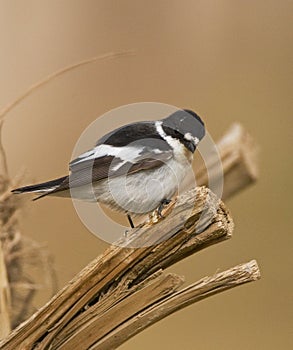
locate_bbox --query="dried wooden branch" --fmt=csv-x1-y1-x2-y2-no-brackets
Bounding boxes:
91,260,260,350
196,123,259,200
0,186,238,350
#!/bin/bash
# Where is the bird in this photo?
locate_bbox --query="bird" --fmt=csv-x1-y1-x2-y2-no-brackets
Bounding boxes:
12,109,205,228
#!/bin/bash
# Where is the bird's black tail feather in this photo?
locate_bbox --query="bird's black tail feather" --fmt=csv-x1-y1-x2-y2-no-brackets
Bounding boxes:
11,176,68,199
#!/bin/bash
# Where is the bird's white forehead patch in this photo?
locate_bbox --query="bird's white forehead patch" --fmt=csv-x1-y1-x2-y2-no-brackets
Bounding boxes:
184,132,199,145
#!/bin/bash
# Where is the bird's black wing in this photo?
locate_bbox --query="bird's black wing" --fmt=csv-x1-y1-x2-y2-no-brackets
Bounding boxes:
95,121,166,147
49,122,174,194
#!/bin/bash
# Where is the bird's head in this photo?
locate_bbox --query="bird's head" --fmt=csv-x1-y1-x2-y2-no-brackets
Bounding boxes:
161,109,205,153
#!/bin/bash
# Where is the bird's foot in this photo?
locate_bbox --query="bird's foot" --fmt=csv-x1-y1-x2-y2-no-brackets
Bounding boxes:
147,198,176,226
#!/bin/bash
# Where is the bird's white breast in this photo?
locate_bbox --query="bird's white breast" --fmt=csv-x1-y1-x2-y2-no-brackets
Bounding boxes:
94,156,191,214
65,154,192,215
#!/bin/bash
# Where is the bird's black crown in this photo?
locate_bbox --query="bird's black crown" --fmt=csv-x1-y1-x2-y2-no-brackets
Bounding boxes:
162,109,205,153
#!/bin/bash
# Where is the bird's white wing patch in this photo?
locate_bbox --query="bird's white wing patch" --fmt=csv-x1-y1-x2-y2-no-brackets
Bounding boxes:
70,144,143,167
70,142,169,170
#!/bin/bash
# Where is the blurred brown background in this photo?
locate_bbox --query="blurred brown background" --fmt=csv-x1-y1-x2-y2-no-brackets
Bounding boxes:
0,0,292,349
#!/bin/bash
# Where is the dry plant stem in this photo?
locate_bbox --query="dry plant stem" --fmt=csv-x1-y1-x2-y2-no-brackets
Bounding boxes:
0,50,134,123
0,143,57,329
0,121,8,178
0,241,11,339
196,123,258,200
0,186,233,350
90,260,260,350
0,49,134,329
0,122,11,337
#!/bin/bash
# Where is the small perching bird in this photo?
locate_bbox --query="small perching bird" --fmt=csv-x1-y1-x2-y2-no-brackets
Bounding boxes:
12,109,205,227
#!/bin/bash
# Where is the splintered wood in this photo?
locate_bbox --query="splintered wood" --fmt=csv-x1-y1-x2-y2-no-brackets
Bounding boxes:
0,187,260,350
195,123,258,200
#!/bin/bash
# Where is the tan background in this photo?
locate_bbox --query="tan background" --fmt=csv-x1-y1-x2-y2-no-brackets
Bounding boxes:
1,0,292,349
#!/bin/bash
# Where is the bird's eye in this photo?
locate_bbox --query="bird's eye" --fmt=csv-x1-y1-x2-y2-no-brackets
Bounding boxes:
184,133,199,146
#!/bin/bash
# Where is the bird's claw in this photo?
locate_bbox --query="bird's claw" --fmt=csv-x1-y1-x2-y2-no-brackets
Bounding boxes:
147,198,176,226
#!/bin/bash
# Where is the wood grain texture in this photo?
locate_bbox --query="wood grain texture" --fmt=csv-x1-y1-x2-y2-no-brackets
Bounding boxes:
91,260,260,350
0,186,236,350
196,123,258,200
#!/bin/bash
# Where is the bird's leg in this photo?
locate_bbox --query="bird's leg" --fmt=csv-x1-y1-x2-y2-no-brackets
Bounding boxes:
127,214,135,228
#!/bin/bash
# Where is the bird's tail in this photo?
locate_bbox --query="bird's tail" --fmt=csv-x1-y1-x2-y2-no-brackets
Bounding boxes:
11,175,68,200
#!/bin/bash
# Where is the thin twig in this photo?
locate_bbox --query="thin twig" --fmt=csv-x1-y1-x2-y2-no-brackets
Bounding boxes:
0,50,134,122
